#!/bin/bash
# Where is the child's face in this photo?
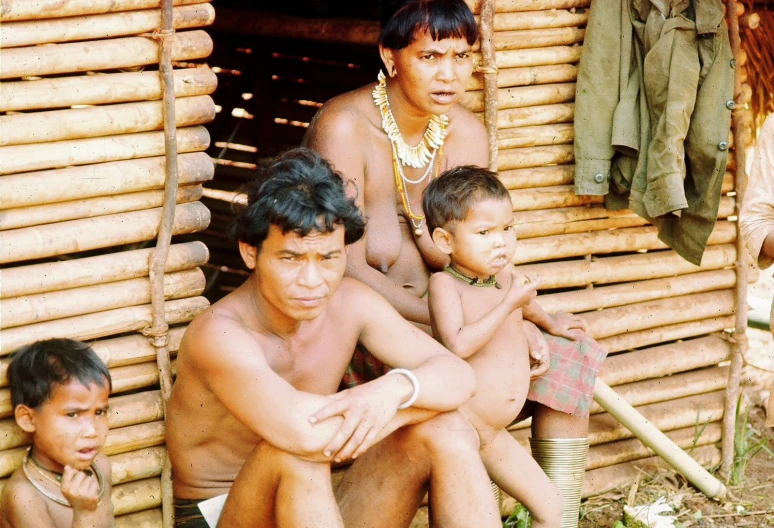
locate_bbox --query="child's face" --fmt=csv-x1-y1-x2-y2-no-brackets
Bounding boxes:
27,379,110,472
445,197,517,279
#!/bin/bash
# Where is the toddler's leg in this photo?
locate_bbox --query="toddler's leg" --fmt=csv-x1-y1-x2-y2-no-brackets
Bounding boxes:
479,429,563,528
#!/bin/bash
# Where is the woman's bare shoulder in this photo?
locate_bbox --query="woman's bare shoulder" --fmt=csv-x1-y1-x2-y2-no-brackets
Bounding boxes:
307,84,377,138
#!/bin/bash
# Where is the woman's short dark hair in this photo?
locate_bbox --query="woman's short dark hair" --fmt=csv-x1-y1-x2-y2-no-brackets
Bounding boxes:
228,148,366,252
380,0,479,50
423,165,510,233
9,339,112,409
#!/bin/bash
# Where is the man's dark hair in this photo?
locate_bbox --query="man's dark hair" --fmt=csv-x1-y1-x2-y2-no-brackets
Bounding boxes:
9,338,112,409
379,0,478,50
423,165,510,233
229,148,366,252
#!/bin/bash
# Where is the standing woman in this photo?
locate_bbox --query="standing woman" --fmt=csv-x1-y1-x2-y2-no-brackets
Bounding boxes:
304,2,606,526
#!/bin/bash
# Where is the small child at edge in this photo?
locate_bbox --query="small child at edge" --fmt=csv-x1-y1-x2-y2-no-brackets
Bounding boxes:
423,166,567,527
0,338,115,528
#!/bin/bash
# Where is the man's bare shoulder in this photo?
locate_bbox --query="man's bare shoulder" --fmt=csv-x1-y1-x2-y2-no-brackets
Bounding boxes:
333,277,402,319
178,298,254,361
0,468,53,528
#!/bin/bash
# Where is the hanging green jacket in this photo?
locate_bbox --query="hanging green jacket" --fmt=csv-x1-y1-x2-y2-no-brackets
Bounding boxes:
574,0,734,265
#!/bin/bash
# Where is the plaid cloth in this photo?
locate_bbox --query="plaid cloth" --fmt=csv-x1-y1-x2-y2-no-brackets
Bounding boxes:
340,332,607,418
527,332,608,418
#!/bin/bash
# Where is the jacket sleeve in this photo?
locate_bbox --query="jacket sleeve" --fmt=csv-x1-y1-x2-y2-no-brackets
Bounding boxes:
740,115,774,270
573,0,622,196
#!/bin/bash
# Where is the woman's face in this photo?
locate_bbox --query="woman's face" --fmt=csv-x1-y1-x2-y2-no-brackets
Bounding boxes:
382,30,474,116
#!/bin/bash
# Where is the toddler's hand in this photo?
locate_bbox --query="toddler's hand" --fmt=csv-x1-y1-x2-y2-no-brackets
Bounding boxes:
504,270,540,311
61,465,101,512
524,321,551,379
546,312,586,340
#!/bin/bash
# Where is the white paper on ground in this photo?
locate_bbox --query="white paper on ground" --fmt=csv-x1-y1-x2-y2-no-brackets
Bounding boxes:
197,493,228,527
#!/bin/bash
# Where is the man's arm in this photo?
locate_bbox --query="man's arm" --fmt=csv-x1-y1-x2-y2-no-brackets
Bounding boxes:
304,104,432,324
184,314,350,462
740,115,774,270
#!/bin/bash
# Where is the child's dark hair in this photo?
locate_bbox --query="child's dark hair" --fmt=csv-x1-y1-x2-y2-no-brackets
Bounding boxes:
379,0,478,50
228,148,366,253
423,165,510,233
9,338,112,409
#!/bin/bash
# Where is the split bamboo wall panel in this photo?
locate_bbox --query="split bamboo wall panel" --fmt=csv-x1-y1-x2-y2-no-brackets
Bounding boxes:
0,1,216,523
461,0,755,514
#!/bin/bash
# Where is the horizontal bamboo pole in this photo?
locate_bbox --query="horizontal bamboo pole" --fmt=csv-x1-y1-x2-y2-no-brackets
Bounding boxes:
499,165,574,189
2,268,205,329
598,315,735,354
510,183,599,210
111,364,162,396
496,45,582,69
0,390,163,449
469,63,577,91
497,102,575,129
494,27,585,50
103,421,166,457
0,185,202,230
600,336,732,386
0,201,210,265
511,221,736,265
496,123,574,149
494,9,589,31
110,447,165,485
0,0,210,21
592,366,729,416
593,381,726,498
586,422,722,471
116,508,162,528
0,30,213,80
0,67,217,112
518,213,649,240
1,95,216,146
467,0,589,14
0,152,213,209
463,82,576,113
519,244,736,289
512,205,648,239
582,445,719,498
0,126,210,175
500,145,575,172
2,4,214,48
582,291,736,341
0,296,209,355
0,242,207,298
112,477,162,517
537,269,737,315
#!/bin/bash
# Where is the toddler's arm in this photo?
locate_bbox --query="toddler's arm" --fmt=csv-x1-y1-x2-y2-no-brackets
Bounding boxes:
522,299,586,340
429,269,539,359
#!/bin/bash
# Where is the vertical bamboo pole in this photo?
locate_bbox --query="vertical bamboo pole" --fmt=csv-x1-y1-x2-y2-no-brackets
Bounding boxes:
147,1,178,525
478,0,498,171
721,0,749,479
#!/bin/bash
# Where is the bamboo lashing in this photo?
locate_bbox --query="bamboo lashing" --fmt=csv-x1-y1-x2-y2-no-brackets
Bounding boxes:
0,0,210,21
0,153,213,209
0,201,210,265
0,67,217,112
0,186,202,231
1,268,205,329
0,243,207,299
582,291,736,341
0,126,210,176
479,0,497,171
1,4,214,48
721,0,749,479
0,96,215,146
0,297,209,355
149,2,179,523
0,30,213,80
598,315,735,355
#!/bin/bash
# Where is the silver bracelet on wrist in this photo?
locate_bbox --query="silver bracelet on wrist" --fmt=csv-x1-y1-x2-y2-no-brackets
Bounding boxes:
386,368,420,410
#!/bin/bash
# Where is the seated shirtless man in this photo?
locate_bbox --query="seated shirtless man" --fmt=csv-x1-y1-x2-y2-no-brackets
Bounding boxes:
166,148,501,528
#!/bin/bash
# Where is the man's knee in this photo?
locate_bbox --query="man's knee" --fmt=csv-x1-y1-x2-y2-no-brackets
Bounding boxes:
249,441,331,481
404,411,480,457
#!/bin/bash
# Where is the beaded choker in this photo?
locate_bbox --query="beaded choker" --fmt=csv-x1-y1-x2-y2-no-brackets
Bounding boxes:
23,452,105,507
443,265,502,289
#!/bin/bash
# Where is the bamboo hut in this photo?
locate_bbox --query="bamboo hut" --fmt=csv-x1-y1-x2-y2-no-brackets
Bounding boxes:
0,0,765,526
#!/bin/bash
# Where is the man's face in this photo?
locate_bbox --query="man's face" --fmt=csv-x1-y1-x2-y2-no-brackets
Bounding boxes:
251,224,347,321
386,30,474,115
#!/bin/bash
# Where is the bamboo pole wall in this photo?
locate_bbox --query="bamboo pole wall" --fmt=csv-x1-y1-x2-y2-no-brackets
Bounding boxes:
461,0,756,510
0,1,215,524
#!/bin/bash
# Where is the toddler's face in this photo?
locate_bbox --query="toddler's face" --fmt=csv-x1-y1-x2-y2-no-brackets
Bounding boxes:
29,379,110,472
447,197,517,279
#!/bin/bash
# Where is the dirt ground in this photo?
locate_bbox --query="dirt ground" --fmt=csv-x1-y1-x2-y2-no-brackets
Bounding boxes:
578,273,774,528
